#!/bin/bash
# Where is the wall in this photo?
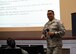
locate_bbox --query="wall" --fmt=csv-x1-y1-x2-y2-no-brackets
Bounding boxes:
0,0,76,31
60,0,76,30
0,40,76,54
0,0,75,39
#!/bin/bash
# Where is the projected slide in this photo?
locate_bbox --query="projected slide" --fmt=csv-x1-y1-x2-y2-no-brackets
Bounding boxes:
0,0,60,27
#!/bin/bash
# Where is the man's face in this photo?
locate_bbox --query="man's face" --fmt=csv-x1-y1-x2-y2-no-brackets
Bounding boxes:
47,11,54,21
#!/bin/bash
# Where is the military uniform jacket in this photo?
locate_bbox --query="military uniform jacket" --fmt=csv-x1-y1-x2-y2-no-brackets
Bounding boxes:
42,19,65,47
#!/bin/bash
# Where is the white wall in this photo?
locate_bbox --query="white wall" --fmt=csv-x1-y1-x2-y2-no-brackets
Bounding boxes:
0,40,76,54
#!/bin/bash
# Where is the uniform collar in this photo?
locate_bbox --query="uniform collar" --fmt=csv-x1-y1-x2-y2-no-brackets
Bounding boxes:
48,18,55,23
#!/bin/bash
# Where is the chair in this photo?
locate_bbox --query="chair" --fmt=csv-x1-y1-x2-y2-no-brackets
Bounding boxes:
0,49,22,54
1,45,8,49
30,45,44,54
17,45,30,53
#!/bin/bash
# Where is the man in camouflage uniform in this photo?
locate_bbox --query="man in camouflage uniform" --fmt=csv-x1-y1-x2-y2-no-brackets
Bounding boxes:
41,10,65,54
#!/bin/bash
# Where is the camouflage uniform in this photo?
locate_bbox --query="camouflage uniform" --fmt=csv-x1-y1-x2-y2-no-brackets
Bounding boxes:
42,19,65,54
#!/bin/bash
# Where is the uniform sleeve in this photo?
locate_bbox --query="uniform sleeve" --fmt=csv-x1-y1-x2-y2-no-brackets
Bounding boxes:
41,26,46,37
54,21,65,37
41,23,48,37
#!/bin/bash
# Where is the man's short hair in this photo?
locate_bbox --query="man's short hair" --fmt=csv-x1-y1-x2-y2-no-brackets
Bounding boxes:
7,38,16,48
47,10,54,14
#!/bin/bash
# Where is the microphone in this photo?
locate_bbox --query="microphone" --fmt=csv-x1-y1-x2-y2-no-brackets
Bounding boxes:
44,28,49,37
46,28,54,38
46,28,49,32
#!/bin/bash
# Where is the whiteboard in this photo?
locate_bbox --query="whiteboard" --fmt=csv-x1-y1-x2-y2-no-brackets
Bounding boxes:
0,0,60,27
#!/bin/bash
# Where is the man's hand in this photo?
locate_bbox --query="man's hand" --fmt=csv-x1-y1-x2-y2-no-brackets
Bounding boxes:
47,32,54,36
41,34,48,39
41,35,45,39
